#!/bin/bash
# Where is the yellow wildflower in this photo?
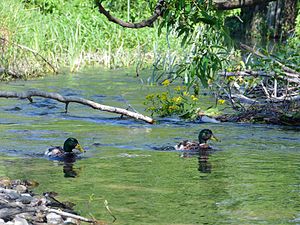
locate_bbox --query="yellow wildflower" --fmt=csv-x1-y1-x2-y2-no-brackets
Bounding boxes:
191,95,198,101
145,94,155,100
172,96,182,104
174,86,181,92
169,105,179,111
162,79,170,86
183,91,189,96
218,99,226,104
160,92,168,101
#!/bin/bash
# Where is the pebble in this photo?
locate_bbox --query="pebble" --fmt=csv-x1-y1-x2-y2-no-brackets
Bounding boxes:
46,212,64,224
0,178,83,225
15,185,27,193
14,217,29,225
17,195,33,204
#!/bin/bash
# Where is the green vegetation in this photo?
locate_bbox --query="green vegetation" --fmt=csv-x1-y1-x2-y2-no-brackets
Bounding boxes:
1,0,299,123
0,0,179,79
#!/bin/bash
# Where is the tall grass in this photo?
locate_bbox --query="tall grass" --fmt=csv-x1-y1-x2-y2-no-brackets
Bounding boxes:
0,0,181,79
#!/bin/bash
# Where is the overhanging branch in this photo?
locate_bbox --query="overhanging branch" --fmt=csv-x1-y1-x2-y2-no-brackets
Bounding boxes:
96,0,165,28
213,0,276,10
0,90,154,124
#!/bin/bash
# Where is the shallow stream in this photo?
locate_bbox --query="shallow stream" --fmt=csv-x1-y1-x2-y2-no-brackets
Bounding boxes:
0,69,299,224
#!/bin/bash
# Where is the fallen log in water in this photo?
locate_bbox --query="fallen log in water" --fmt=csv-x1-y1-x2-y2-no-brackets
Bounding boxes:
0,90,155,124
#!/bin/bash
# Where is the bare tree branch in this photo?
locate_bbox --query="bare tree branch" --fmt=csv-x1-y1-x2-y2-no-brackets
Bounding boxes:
213,0,276,10
96,0,278,29
0,90,154,124
96,0,165,29
46,208,96,223
240,43,300,75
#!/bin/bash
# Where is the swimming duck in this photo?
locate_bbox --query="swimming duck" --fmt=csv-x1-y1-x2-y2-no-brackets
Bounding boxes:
45,138,85,158
175,129,218,151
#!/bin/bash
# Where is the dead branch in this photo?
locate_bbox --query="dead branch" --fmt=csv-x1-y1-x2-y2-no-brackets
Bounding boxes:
0,67,20,78
0,90,154,124
240,43,300,75
0,37,57,73
219,70,300,84
46,208,96,223
96,0,165,29
213,0,276,10
231,94,260,104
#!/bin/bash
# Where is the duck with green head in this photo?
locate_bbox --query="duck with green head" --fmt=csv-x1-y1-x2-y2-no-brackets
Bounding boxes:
45,138,85,158
175,129,218,151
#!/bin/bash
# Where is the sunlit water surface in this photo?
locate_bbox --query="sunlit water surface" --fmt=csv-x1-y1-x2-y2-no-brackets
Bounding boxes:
0,68,299,225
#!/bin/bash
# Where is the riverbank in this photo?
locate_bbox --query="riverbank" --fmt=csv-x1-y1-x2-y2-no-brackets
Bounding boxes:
0,178,105,224
0,0,181,80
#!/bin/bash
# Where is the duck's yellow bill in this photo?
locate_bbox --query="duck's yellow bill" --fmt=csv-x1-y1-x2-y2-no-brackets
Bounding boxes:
75,144,85,153
210,135,219,142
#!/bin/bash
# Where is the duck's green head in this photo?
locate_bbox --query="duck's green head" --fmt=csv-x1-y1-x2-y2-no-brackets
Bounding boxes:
63,138,85,153
198,129,218,144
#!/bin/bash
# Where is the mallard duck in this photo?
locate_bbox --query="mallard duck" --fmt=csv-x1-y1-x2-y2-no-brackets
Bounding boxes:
175,129,218,151
45,138,85,158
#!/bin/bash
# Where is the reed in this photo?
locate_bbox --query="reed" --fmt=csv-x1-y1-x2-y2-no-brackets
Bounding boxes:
0,0,180,79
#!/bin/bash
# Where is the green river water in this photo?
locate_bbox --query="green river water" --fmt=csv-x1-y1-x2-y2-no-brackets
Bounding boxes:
0,69,299,225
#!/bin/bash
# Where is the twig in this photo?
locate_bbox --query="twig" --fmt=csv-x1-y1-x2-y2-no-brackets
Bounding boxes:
273,79,277,98
46,208,95,223
0,90,155,124
260,80,270,98
0,37,57,73
104,200,116,222
240,43,300,75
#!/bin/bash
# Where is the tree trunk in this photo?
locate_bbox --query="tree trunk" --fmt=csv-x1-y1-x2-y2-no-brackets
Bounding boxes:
240,3,268,44
229,0,298,42
282,0,297,37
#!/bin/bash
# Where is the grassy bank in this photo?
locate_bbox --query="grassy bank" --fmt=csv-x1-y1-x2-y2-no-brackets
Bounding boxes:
0,0,180,79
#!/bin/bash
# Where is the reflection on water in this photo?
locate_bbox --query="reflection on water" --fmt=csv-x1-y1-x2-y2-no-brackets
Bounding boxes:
0,69,300,225
198,149,212,173
180,148,214,173
61,155,81,178
63,162,81,178
47,154,82,178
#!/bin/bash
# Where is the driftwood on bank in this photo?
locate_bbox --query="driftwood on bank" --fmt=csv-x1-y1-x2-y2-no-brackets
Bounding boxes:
0,178,109,224
217,44,300,125
0,90,155,124
240,43,300,75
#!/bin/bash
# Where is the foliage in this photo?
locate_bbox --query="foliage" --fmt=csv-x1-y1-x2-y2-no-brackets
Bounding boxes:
152,0,232,87
144,79,225,119
144,0,233,118
0,0,176,79
145,80,201,118
102,0,154,22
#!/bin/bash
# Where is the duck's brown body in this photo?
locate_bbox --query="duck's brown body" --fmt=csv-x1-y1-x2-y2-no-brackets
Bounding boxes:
175,140,211,151
175,129,217,151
